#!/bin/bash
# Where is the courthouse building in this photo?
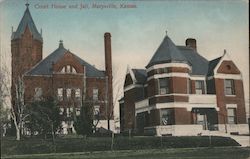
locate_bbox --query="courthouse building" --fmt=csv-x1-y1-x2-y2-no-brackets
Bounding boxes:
11,3,114,134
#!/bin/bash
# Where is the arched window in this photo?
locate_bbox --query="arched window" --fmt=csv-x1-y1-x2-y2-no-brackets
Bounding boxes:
60,65,77,74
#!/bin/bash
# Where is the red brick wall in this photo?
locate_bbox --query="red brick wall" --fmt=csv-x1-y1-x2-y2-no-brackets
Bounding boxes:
24,74,108,120
149,95,188,104
172,77,188,94
149,109,160,126
217,61,240,74
11,27,43,107
123,87,144,130
24,76,52,102
174,108,192,124
215,79,246,124
53,52,84,73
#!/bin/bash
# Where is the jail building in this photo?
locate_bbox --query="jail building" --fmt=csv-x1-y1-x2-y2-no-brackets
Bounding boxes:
119,32,248,136
11,3,114,134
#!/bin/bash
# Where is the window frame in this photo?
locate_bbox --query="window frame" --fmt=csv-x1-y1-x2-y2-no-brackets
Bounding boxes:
34,87,43,100
195,80,204,94
60,65,77,74
66,88,71,99
57,88,63,101
93,88,99,101
227,108,237,124
224,79,235,95
160,109,174,125
75,88,81,99
158,78,170,95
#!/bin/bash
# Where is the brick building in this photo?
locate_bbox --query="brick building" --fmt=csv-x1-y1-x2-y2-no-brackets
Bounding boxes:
120,32,248,135
11,3,114,134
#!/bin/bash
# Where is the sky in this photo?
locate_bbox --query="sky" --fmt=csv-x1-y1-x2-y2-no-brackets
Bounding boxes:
0,0,249,124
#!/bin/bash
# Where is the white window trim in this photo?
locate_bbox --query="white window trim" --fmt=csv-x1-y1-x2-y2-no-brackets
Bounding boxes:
226,104,237,108
146,63,191,72
215,73,242,80
147,72,189,81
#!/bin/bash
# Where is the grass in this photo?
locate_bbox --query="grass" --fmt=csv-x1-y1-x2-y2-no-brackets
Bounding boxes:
1,147,250,159
1,136,241,156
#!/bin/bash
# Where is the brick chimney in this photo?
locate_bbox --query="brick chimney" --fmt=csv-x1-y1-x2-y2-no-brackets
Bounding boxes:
104,32,113,129
185,38,197,51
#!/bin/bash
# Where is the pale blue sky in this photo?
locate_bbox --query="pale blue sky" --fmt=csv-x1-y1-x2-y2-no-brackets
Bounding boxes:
0,0,249,117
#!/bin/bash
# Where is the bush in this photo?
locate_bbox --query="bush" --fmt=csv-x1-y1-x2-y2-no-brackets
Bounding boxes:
1,136,240,156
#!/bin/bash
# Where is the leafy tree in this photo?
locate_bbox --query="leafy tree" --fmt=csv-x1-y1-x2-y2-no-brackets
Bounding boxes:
25,97,61,140
74,101,93,136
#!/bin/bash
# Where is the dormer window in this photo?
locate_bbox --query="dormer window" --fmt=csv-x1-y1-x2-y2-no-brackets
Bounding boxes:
60,65,77,74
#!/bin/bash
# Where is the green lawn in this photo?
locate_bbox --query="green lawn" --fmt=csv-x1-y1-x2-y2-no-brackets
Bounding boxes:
2,147,250,159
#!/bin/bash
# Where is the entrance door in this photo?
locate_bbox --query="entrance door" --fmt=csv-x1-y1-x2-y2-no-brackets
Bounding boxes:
192,108,218,130
197,114,207,130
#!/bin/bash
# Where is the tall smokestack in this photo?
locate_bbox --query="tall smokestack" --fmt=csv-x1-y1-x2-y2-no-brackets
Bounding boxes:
185,38,197,51
104,32,113,130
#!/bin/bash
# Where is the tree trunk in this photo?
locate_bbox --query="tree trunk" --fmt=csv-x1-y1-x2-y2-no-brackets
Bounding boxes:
16,127,20,141
108,119,110,130
51,123,55,144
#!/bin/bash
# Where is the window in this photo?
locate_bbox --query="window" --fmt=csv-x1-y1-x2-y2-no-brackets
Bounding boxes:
57,88,63,101
59,108,64,115
196,114,205,124
93,88,98,101
34,87,42,100
195,80,204,94
66,108,70,117
66,89,71,99
60,67,66,73
224,79,235,95
60,65,77,74
66,65,71,73
75,89,81,99
227,108,236,124
93,105,100,116
161,109,174,125
76,108,80,116
159,78,169,95
72,67,76,73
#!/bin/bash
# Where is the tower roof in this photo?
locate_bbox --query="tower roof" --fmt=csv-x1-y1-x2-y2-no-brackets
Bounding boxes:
146,34,187,68
11,3,42,42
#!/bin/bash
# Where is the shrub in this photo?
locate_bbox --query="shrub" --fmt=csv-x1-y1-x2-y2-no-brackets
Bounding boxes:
1,136,240,156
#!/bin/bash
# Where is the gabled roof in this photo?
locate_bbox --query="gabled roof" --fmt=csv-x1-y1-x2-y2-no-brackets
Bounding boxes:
132,69,147,84
177,46,209,75
207,56,222,76
11,4,42,42
146,35,187,68
26,42,105,77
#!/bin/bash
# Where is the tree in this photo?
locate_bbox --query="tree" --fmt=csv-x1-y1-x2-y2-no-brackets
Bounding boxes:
74,100,93,136
25,97,61,140
0,60,10,137
10,77,28,140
